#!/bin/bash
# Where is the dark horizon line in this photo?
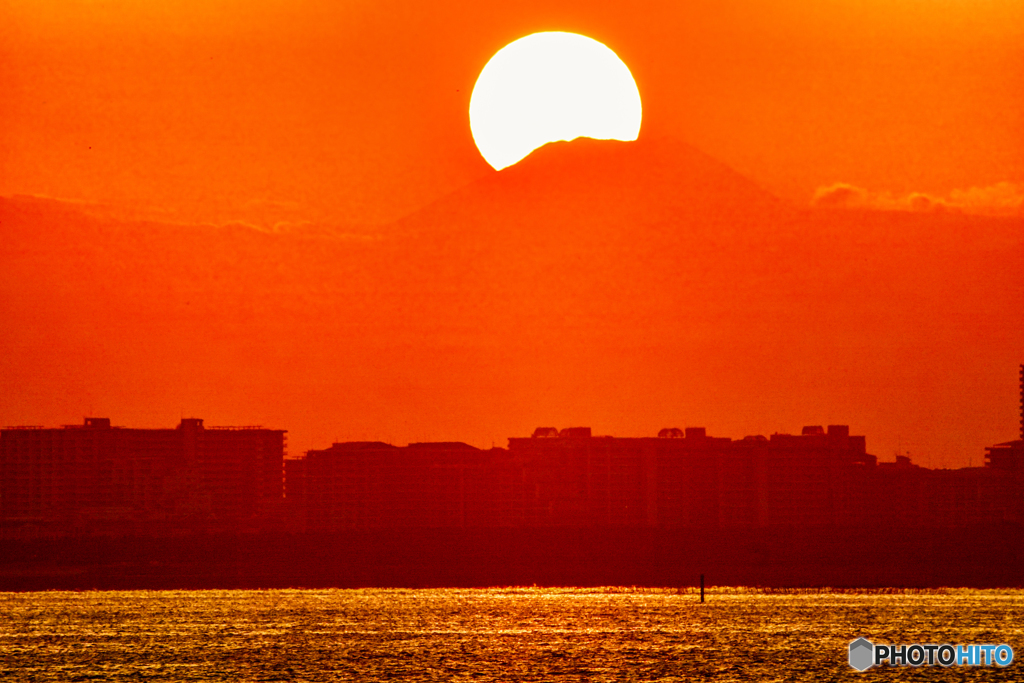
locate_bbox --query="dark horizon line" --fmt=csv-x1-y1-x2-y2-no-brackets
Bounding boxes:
5,415,1022,468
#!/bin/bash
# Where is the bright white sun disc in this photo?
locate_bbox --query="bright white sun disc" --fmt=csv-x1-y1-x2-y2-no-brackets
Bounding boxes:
469,32,642,170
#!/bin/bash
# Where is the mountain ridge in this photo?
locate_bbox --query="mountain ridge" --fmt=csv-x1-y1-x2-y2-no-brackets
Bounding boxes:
387,136,791,246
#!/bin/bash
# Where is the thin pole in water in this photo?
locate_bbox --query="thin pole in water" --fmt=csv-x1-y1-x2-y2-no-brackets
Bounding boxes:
700,574,705,603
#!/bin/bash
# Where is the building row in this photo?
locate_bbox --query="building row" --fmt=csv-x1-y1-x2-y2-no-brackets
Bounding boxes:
290,425,1024,531
3,414,1022,538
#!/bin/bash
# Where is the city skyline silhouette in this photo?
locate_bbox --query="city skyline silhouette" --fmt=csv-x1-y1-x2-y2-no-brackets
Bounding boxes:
5,371,1023,535
3,394,1023,589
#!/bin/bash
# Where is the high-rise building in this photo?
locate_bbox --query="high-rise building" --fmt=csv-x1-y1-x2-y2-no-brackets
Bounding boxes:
508,424,876,528
979,364,1024,521
0,417,285,536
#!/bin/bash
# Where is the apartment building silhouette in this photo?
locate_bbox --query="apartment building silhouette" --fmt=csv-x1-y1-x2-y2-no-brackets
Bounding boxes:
287,424,887,531
2,400,1023,538
0,417,285,536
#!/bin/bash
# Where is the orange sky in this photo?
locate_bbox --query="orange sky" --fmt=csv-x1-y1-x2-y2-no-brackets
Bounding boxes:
3,0,1022,224
1,0,1023,467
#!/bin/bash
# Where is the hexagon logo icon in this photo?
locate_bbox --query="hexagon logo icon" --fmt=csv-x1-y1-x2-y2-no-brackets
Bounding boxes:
849,638,874,671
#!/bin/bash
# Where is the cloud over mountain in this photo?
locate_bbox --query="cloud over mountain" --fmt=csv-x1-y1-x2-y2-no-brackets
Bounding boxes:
813,181,1024,216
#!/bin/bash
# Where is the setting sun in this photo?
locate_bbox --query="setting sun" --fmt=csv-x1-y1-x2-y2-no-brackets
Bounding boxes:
469,32,642,171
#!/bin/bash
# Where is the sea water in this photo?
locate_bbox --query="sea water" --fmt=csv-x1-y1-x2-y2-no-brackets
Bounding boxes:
1,588,1022,681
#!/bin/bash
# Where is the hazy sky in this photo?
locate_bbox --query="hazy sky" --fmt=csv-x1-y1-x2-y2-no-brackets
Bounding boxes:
2,1,1022,466
3,0,1022,224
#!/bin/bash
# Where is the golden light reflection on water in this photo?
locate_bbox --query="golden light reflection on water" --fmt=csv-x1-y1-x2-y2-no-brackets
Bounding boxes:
1,588,1021,681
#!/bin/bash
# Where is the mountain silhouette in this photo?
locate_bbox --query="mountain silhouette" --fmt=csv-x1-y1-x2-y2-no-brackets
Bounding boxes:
376,137,799,335
388,137,790,271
